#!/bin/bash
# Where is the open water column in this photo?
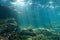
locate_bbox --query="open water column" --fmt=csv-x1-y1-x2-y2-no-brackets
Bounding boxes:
0,0,60,40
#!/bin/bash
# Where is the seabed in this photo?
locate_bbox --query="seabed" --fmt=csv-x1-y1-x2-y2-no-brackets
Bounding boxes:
0,18,59,40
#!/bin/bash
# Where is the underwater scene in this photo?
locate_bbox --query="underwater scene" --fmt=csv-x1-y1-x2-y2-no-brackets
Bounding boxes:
0,0,60,40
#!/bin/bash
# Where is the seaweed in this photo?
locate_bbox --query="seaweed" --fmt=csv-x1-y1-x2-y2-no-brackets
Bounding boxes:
0,19,60,40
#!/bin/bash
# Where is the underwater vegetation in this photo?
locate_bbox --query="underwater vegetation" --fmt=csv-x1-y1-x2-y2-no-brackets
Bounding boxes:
0,18,59,40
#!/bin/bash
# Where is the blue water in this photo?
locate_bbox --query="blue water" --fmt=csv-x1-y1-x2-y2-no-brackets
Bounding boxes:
0,0,60,32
